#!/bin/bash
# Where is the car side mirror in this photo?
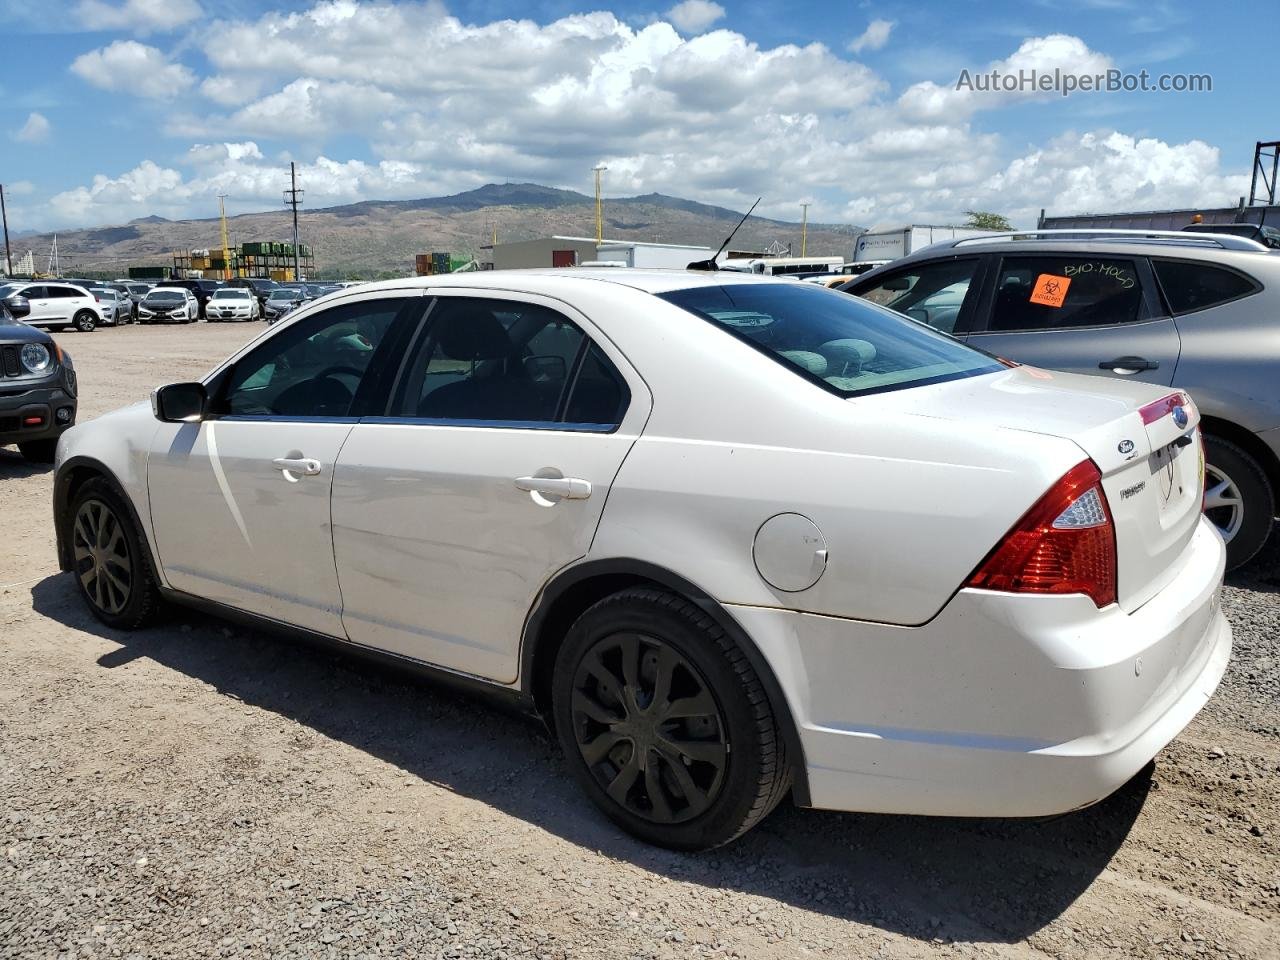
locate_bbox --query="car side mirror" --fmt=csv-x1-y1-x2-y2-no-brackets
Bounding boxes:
523,355,567,383
3,294,31,319
152,382,208,423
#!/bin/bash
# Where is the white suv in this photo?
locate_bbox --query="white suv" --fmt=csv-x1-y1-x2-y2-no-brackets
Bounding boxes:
0,281,100,332
51,270,1230,849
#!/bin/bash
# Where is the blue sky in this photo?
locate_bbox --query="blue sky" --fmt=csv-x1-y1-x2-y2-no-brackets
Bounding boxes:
0,0,1268,232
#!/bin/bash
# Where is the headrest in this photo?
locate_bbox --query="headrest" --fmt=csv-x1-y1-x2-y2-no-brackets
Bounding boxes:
435,310,510,361
779,350,828,376
818,339,877,376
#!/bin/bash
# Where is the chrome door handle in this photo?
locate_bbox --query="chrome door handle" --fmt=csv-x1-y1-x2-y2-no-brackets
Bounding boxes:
514,476,592,500
272,457,322,481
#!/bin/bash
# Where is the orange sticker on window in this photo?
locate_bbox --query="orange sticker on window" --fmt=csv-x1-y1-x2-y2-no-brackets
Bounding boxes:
1030,273,1071,307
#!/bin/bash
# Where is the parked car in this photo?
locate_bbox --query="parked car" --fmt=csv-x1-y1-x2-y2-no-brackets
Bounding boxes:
137,287,199,324
52,270,1229,850
0,291,77,462
163,279,223,319
87,286,132,326
206,287,261,322
226,277,279,314
0,281,99,332
262,286,309,321
113,281,152,319
841,229,1280,570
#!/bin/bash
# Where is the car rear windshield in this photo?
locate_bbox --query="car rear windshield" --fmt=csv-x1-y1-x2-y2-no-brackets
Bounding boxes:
659,283,1003,398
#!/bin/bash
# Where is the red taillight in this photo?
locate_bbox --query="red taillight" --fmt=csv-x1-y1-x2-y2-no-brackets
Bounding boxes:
966,460,1117,608
1138,392,1189,426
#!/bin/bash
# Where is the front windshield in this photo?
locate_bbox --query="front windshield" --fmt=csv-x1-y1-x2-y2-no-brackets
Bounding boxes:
269,289,300,300
213,289,250,299
659,283,1004,398
146,291,184,302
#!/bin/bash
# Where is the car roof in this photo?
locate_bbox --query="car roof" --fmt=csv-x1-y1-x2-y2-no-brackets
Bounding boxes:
343,268,785,299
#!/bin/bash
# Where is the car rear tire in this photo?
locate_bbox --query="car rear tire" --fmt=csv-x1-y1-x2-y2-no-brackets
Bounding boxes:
73,311,96,332
1203,434,1274,571
68,478,164,630
551,588,790,850
18,439,58,463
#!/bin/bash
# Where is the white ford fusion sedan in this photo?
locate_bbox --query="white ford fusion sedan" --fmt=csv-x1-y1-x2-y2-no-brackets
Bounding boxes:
52,269,1230,849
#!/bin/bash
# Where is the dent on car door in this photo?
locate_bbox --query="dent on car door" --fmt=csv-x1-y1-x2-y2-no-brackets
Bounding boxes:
331,293,652,683
965,254,1179,386
147,295,421,634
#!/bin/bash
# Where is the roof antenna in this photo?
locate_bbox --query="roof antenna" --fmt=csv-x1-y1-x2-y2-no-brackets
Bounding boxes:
687,198,761,271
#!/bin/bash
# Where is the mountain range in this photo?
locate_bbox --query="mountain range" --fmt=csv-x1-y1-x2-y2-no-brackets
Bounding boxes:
5,183,864,278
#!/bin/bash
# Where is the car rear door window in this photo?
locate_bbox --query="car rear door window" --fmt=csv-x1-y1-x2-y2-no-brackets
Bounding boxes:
395,297,628,429
990,256,1143,331
217,298,410,418
1152,259,1259,315
852,258,980,334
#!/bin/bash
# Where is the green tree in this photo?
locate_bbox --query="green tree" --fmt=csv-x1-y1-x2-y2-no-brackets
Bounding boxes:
964,210,1012,231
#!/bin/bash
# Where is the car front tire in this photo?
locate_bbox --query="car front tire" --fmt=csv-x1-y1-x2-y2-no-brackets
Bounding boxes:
68,478,164,629
552,588,790,850
18,439,58,463
1203,434,1274,571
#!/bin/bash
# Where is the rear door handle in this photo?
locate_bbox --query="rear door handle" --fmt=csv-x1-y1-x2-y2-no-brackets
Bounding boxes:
272,457,322,481
515,476,592,500
1099,356,1159,373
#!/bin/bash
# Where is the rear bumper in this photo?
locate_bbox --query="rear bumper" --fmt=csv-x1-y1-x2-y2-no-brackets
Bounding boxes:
731,516,1230,817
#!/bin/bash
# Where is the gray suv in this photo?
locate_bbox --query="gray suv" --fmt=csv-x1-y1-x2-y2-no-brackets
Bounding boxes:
841,230,1280,570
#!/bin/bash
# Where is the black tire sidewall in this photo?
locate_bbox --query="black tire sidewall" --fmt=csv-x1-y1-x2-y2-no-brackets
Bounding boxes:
69,479,160,629
17,439,58,463
1203,434,1274,570
552,593,775,850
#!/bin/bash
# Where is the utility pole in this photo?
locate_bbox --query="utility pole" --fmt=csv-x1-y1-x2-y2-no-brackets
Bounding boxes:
283,162,304,281
217,193,233,280
800,203,811,258
0,184,12,276
593,163,608,245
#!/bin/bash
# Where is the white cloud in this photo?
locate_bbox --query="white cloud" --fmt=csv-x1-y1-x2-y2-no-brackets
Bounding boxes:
24,13,1253,234
898,33,1113,121
73,0,201,33
665,0,725,34
46,152,427,227
70,40,196,99
14,112,51,143
848,18,894,54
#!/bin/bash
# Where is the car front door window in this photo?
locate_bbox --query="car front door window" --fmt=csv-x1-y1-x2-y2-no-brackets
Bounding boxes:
218,299,408,418
854,259,980,334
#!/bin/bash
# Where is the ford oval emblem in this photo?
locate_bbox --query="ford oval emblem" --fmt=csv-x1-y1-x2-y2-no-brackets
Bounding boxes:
1118,439,1135,455
1172,405,1189,429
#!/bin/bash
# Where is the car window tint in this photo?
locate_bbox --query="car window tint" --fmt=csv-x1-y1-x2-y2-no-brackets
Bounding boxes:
661,283,1002,398
990,257,1142,331
1152,259,1258,315
853,259,979,334
563,344,629,425
220,299,406,418
406,298,585,423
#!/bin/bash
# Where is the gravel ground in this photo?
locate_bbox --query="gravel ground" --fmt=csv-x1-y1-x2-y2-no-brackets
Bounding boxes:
1,322,1277,959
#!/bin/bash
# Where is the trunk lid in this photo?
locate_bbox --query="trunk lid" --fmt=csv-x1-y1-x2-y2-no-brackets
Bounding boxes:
858,365,1204,612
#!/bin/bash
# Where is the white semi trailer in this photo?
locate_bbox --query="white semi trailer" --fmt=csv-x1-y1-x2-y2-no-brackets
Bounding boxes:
852,225,1002,262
